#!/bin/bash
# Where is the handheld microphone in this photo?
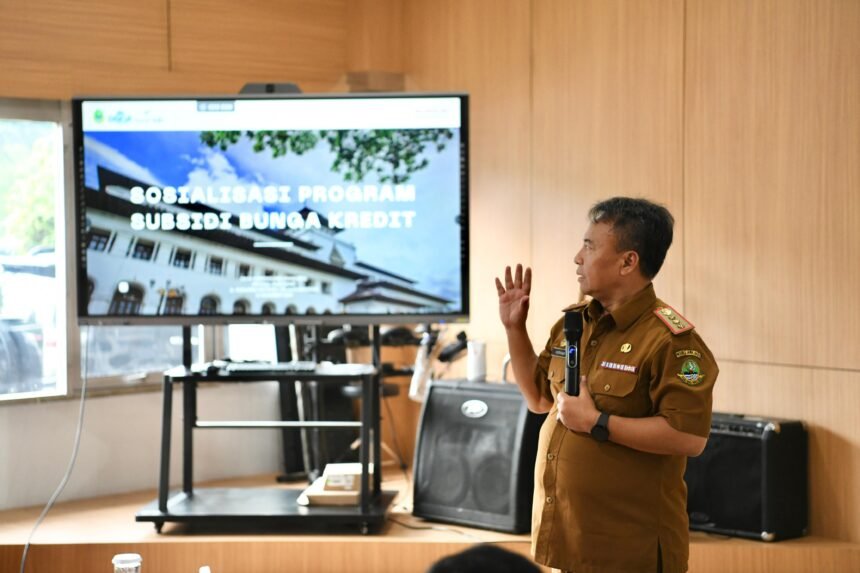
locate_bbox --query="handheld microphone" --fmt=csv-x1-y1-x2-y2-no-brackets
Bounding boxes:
564,311,583,396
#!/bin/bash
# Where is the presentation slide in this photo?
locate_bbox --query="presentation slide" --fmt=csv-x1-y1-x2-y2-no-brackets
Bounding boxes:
77,97,467,319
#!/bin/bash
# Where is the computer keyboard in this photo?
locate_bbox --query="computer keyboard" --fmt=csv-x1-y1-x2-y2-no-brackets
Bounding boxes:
223,361,318,373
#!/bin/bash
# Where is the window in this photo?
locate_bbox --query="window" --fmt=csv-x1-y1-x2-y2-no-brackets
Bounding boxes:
172,248,192,269
1,99,212,400
207,256,223,275
108,283,144,315
162,291,184,315
322,281,332,294
233,299,249,315
238,264,251,277
131,239,155,261
80,325,201,381
0,100,67,399
264,269,275,276
261,302,275,315
200,295,219,315
330,245,345,266
87,229,111,252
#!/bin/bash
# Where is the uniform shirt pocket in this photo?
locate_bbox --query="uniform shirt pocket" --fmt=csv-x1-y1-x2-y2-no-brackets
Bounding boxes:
590,367,652,418
590,370,638,398
547,356,566,389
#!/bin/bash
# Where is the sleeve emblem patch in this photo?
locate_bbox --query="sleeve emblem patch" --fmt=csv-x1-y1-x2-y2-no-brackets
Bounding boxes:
677,359,704,385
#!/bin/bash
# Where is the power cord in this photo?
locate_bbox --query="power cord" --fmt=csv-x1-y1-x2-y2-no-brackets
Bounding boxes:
386,516,486,542
387,466,530,545
386,516,531,545
20,325,90,573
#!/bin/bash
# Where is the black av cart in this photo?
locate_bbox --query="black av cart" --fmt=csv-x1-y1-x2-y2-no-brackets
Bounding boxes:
135,361,396,534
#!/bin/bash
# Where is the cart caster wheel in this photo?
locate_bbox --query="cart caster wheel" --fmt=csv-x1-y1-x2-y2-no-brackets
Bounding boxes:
155,522,164,533
360,522,370,535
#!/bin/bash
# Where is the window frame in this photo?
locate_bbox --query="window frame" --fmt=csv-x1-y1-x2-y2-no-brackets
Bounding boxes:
0,98,238,403
0,98,71,403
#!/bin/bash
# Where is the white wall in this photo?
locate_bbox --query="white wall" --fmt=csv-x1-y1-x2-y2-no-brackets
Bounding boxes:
0,382,283,511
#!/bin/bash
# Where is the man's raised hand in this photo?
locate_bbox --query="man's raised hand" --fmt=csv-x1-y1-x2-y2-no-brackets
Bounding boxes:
495,264,532,329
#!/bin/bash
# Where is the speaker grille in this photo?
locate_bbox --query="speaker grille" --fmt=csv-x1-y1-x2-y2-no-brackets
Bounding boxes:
686,433,762,533
684,412,808,541
412,381,543,533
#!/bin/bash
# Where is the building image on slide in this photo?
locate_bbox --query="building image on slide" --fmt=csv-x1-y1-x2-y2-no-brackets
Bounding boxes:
83,167,452,318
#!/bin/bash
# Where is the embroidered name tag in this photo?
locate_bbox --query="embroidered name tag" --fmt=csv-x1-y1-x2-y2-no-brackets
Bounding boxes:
600,361,638,374
551,346,566,357
675,349,702,359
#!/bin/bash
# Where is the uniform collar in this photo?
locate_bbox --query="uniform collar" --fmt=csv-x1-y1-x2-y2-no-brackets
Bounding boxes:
606,283,657,331
568,283,656,330
560,284,656,330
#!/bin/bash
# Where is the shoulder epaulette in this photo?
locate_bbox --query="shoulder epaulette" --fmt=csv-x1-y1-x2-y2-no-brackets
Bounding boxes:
653,304,695,335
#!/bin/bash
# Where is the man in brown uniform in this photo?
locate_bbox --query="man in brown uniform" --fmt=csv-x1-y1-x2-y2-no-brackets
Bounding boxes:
495,197,718,573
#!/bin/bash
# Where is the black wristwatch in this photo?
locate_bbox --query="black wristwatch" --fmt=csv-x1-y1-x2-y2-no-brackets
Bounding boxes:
590,412,610,442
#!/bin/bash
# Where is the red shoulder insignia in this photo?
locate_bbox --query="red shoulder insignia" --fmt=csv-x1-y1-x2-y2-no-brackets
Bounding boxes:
653,305,695,335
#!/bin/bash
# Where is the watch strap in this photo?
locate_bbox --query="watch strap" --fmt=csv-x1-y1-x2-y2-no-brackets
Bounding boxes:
591,411,610,441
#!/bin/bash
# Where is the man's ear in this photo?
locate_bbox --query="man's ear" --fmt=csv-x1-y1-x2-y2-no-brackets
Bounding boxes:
619,251,639,276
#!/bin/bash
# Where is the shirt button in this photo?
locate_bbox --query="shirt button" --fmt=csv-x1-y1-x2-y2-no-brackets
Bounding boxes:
590,339,598,347
546,496,554,504
547,453,555,461
604,384,611,391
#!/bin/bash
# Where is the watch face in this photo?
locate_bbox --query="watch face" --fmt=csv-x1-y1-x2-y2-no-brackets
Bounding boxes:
591,425,609,442
591,413,610,442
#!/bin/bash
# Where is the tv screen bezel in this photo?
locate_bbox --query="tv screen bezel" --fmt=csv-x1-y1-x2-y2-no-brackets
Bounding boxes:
72,92,470,326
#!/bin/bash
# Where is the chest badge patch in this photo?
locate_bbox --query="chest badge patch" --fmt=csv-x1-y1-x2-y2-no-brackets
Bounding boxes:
677,359,705,385
620,343,632,353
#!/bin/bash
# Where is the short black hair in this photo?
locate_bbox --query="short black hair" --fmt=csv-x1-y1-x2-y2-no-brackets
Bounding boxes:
426,545,541,573
588,197,674,279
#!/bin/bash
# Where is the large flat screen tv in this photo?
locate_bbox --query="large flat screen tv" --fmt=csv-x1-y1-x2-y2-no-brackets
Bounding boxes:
72,93,468,325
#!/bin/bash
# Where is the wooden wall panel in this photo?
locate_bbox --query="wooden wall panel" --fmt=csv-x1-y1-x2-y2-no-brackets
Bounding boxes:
530,0,686,341
170,0,345,83
685,0,860,369
403,0,532,378
0,59,340,100
346,0,403,73
0,0,348,99
0,0,167,69
713,361,860,542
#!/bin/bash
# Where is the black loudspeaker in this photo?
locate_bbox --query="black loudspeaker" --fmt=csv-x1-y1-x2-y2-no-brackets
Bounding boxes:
684,412,808,541
412,381,545,533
